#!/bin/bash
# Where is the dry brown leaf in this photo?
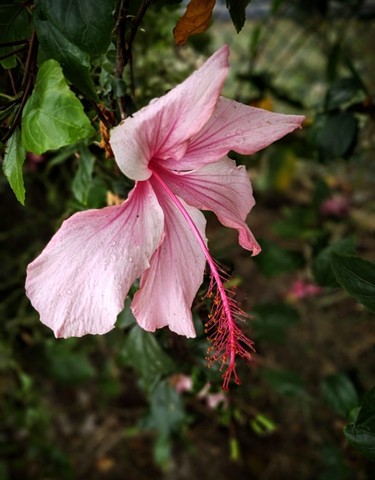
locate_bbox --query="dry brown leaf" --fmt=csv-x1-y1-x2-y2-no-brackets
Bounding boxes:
174,0,216,45
98,104,115,158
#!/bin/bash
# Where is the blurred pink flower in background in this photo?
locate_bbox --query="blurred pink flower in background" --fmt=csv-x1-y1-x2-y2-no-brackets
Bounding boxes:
320,194,350,218
288,279,323,301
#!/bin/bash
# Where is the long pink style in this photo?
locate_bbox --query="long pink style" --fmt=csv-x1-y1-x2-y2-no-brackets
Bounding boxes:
151,167,254,389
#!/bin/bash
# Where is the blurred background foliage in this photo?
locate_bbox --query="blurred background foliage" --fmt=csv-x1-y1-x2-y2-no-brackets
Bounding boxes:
1,0,375,478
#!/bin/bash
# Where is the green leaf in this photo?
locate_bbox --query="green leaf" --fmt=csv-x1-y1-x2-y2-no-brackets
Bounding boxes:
331,254,375,313
142,380,185,466
272,207,320,240
344,386,375,460
37,0,115,55
314,113,358,159
321,373,359,417
253,239,304,277
116,299,136,329
143,380,185,438
22,60,95,154
313,237,356,288
318,443,353,480
121,326,175,391
262,369,306,397
325,77,365,111
0,2,31,69
33,0,116,99
252,303,300,343
226,0,251,33
45,341,95,384
3,128,26,205
72,144,95,205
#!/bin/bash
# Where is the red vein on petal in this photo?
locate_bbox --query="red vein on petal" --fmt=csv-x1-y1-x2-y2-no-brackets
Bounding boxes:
151,168,254,389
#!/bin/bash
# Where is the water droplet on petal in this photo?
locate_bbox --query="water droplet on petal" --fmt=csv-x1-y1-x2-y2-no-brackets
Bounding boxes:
235,128,244,135
66,288,73,295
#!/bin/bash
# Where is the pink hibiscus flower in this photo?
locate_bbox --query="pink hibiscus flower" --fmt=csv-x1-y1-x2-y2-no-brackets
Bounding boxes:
26,46,304,389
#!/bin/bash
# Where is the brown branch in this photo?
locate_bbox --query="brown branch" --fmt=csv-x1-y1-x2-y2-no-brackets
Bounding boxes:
0,45,28,62
21,31,37,90
2,76,33,144
0,39,29,48
113,0,153,120
124,0,153,66
114,0,129,119
7,70,17,96
2,32,38,145
90,101,114,130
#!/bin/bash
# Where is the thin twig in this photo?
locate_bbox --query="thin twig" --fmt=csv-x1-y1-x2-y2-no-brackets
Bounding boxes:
114,0,128,119
0,45,28,62
2,77,33,144
124,0,153,66
2,32,38,145
7,70,17,96
21,31,37,90
0,39,29,48
90,101,114,130
113,0,152,120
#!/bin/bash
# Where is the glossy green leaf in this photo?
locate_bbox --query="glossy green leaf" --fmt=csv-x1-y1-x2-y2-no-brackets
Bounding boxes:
344,386,375,459
252,303,300,343
33,0,116,99
72,145,95,205
121,326,175,391
226,0,251,33
22,60,95,154
313,237,355,288
3,128,26,205
321,373,359,417
35,0,115,55
331,254,375,313
33,18,96,101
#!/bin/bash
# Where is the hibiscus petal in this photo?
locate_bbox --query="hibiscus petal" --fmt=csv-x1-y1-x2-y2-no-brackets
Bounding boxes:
131,178,207,337
25,182,164,338
110,46,230,181
159,157,260,255
163,97,305,170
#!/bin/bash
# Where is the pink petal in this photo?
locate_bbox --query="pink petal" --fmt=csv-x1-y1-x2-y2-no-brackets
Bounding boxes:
131,178,207,337
25,182,164,338
158,157,260,255
110,46,229,181
163,97,305,170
